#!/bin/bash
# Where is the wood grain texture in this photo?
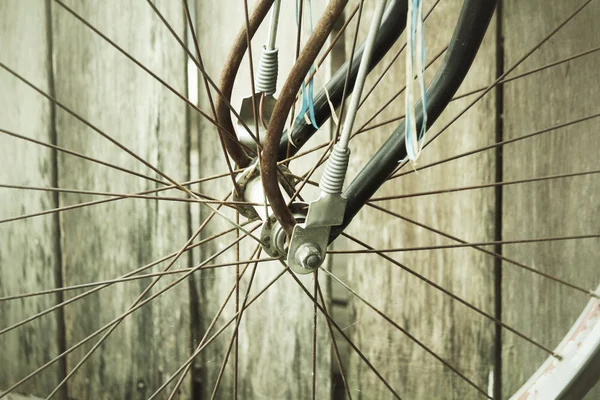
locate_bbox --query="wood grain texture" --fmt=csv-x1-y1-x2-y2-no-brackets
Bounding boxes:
501,0,600,398
4,393,44,400
193,1,332,398
3,1,599,399
52,1,191,398
334,1,497,398
0,1,65,397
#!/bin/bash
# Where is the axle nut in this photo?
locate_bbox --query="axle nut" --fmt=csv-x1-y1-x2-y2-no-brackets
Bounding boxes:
295,243,322,271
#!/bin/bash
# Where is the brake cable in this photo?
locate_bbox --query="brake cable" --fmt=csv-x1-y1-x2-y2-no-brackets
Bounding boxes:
285,0,388,274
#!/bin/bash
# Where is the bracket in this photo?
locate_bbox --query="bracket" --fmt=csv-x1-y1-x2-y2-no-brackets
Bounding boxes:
286,193,346,274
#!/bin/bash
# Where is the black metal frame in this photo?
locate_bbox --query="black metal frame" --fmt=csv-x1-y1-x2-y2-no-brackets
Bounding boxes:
276,0,409,159
273,0,499,241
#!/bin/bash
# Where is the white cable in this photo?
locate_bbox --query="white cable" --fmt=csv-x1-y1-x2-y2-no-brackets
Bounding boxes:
257,0,282,95
317,0,387,196
337,0,387,150
404,0,427,165
267,0,282,50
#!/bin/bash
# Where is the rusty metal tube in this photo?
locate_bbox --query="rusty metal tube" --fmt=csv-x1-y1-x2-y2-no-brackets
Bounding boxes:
261,0,349,236
216,0,274,168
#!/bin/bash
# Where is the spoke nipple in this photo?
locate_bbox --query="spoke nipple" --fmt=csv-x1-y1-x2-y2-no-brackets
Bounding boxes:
295,243,323,271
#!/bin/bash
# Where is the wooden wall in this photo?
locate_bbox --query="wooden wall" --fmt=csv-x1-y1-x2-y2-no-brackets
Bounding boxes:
501,0,600,398
52,1,191,398
2,1,192,398
1,0,598,399
0,1,64,396
334,1,497,398
192,1,331,398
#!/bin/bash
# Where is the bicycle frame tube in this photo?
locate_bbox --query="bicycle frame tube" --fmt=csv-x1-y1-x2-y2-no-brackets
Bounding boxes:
329,0,498,242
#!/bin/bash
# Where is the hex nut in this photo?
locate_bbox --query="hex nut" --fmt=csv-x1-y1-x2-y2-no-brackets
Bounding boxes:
295,243,322,270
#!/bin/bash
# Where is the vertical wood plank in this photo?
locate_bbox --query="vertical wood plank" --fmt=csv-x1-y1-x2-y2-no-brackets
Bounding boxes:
336,1,497,398
0,1,64,397
501,0,600,397
52,1,191,398
193,1,332,398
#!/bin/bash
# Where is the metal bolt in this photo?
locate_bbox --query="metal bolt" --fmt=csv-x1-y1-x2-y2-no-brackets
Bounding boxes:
295,243,322,270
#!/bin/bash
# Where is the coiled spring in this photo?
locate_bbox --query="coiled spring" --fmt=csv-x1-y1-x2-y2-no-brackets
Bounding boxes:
320,144,351,194
256,46,279,95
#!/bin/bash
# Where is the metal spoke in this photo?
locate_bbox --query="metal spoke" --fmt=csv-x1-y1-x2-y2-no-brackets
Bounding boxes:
182,0,241,194
453,45,600,101
341,232,561,358
367,203,598,298
208,248,263,400
321,268,491,399
391,0,595,178
0,180,241,225
145,0,261,153
312,271,318,400
280,135,331,164
165,243,263,400
234,215,241,399
283,263,403,399
43,221,260,398
355,46,600,138
373,170,600,201
389,112,600,180
0,216,248,334
0,183,259,206
55,0,257,156
0,60,261,241
352,45,448,136
149,266,289,399
356,0,444,111
1,218,258,396
0,61,178,192
0,127,167,187
315,281,353,400
330,234,600,254
333,0,365,142
0,255,274,303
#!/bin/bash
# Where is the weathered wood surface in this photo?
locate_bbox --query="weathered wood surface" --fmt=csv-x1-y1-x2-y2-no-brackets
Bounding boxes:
4,393,44,400
193,1,331,398
334,1,497,398
0,1,65,398
2,1,600,399
52,1,191,398
501,0,600,398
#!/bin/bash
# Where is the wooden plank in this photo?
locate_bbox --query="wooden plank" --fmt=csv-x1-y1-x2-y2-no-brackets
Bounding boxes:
52,1,191,398
501,0,600,398
335,1,498,397
0,1,65,397
4,394,44,400
193,1,332,398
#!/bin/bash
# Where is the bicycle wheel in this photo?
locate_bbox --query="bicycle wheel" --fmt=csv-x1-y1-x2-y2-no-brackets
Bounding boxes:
0,0,598,399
